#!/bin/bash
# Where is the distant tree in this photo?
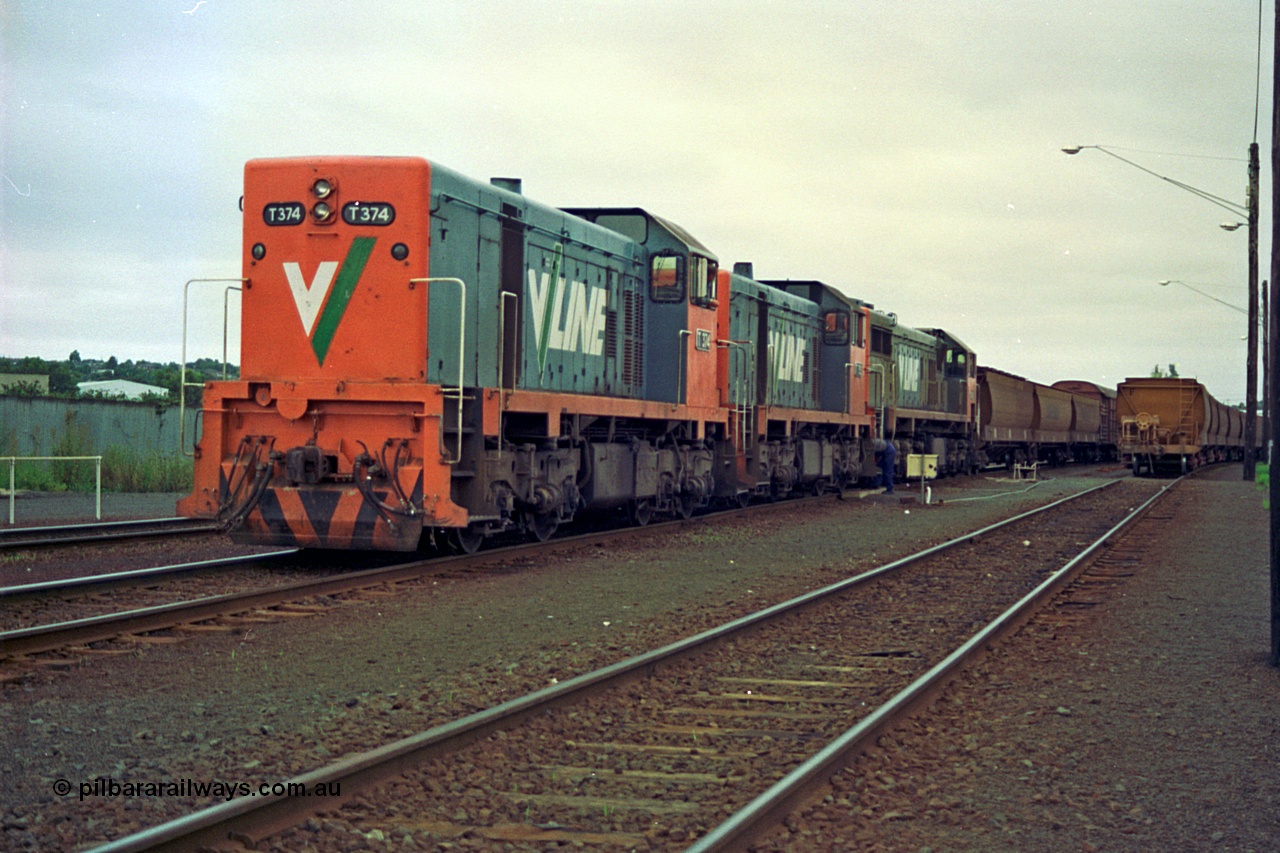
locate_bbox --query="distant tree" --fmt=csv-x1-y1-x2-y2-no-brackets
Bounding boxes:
17,356,46,374
47,363,78,395
68,350,81,364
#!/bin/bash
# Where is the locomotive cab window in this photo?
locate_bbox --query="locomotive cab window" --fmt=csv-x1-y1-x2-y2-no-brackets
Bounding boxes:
822,310,851,346
650,254,685,303
689,254,718,307
871,326,892,355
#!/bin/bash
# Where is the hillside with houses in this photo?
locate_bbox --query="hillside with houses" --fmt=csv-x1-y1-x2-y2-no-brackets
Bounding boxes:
0,352,238,405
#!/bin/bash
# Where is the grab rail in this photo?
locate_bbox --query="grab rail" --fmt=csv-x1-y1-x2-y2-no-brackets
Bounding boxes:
180,278,248,457
411,277,467,464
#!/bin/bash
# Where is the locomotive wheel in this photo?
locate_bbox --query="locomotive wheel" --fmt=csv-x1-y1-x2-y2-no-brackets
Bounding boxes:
449,525,484,555
527,512,559,542
628,498,653,527
678,493,695,519
736,491,751,509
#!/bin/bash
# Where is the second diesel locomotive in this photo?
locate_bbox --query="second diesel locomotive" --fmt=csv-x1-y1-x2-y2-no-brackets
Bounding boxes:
178,155,1242,551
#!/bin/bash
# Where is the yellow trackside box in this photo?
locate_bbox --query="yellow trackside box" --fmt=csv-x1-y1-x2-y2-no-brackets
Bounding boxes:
906,454,938,479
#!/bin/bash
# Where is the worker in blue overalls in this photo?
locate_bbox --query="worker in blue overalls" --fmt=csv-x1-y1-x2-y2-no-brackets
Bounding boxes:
876,438,897,494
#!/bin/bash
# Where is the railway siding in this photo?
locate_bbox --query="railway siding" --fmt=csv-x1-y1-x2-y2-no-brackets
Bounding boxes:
754,466,1280,850
69,480,1157,850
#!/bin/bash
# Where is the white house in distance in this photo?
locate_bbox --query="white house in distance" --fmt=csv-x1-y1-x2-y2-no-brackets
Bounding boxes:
76,379,169,400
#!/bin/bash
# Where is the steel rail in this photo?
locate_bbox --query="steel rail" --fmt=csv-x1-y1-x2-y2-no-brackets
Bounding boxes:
86,479,1122,853
0,517,220,549
0,555,429,659
0,489,847,659
0,550,298,600
0,516,702,658
686,475,1180,852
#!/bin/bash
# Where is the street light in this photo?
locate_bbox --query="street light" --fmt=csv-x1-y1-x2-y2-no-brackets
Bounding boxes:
1157,279,1248,315
1065,143,1260,480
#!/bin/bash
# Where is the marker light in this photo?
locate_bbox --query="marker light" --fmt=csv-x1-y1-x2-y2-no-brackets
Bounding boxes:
312,179,333,199
251,243,266,260
312,202,333,222
391,243,409,261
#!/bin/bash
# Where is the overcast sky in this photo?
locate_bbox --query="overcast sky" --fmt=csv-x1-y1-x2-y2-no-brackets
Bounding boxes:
1,1,1273,403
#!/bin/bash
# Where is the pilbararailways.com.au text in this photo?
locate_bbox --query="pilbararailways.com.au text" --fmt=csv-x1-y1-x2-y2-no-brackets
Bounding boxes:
55,777,341,802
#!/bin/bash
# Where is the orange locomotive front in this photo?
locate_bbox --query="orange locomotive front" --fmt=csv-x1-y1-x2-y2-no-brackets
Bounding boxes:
179,157,466,549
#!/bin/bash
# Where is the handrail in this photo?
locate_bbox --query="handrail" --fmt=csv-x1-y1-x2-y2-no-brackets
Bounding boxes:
222,286,242,378
411,277,467,464
719,340,754,455
766,341,775,414
675,330,692,410
496,292,519,458
868,363,886,439
180,278,248,457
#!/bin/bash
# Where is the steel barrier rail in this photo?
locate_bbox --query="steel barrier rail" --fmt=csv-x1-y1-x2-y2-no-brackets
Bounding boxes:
3,456,102,524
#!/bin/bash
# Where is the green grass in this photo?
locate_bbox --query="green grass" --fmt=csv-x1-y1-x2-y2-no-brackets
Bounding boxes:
2,446,192,493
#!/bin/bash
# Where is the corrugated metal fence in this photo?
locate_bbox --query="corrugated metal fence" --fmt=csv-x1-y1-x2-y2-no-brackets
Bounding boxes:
0,397,200,456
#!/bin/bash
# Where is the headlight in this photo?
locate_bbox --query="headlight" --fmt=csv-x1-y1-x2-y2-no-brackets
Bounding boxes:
312,179,332,199
312,202,332,222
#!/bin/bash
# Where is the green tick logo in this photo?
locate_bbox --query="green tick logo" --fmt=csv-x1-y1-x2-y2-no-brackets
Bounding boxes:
529,242,564,376
282,237,375,364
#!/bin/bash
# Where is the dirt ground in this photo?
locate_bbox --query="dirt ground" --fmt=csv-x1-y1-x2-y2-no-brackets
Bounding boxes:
3,467,1276,850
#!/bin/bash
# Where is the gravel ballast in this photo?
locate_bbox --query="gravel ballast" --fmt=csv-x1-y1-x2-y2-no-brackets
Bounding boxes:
3,468,1275,850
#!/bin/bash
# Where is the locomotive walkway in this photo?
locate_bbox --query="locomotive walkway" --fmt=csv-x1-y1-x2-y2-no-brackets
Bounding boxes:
803,465,1280,851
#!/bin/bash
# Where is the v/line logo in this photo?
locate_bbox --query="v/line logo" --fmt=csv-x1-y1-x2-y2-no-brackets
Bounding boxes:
282,237,375,365
770,330,808,385
527,243,609,375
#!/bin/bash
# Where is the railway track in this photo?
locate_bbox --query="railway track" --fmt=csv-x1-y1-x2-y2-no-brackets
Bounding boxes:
86,476,1171,852
0,491,847,677
0,517,221,550
0,471,1105,675
0,551,299,602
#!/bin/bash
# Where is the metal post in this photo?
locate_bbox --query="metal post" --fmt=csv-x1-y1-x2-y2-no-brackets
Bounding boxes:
95,456,102,520
1264,281,1271,464
1245,142,1260,480
1270,276,1279,666
8,458,13,525
1269,2,1279,668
